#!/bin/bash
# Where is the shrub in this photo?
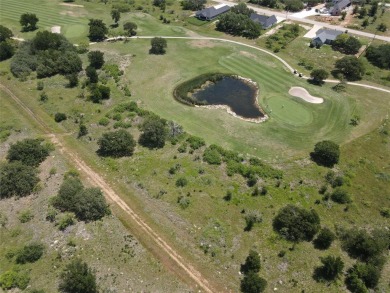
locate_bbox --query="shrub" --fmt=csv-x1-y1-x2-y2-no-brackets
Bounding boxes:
244,210,262,231
346,262,381,290
97,130,136,157
186,135,205,150
314,255,344,281
241,250,261,274
57,213,76,231
175,177,188,187
15,243,44,264
178,196,190,209
138,116,168,149
88,51,104,69
314,227,336,250
331,188,351,204
7,138,51,167
0,162,39,199
311,140,340,167
18,210,34,223
149,37,167,54
53,176,110,222
240,272,267,293
59,259,97,293
98,117,110,126
0,268,30,290
341,229,390,261
36,81,44,90
273,205,321,242
54,113,67,123
203,147,222,165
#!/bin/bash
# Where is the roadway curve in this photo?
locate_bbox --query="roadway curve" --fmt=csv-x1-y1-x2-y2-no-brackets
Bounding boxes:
104,36,390,94
212,0,390,42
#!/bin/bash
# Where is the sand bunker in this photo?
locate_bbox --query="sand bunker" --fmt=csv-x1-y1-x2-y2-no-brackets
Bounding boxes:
51,26,61,34
59,3,84,7
288,87,323,104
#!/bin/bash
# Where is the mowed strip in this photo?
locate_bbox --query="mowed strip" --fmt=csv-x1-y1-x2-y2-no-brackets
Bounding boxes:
0,0,84,27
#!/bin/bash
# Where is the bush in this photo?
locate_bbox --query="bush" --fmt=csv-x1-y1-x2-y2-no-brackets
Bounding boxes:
241,250,261,274
97,130,136,157
240,272,267,293
203,147,222,165
178,196,190,209
53,176,110,222
314,255,344,281
59,259,97,293
341,229,390,261
314,227,336,250
88,51,104,69
54,113,67,123
175,177,188,187
0,268,30,290
311,140,340,167
7,138,51,167
149,37,167,54
273,205,321,242
57,213,76,231
186,135,205,150
331,188,351,203
244,210,262,231
18,210,34,223
15,243,44,264
98,117,110,126
0,162,39,199
138,116,168,149
346,262,381,290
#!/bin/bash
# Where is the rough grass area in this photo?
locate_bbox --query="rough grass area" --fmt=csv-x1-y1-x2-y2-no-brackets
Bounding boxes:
0,118,189,292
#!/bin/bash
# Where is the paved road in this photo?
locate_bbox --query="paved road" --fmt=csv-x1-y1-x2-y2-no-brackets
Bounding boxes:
213,0,390,42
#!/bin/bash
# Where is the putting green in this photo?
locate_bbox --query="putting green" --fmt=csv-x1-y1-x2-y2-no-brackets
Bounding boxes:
265,95,313,126
63,24,87,39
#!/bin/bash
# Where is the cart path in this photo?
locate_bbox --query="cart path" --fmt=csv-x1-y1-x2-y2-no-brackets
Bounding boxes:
0,83,216,293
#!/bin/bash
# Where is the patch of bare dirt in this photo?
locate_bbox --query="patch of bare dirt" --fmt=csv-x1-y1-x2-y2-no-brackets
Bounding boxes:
188,39,216,48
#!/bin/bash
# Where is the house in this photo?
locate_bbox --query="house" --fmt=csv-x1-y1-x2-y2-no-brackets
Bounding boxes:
311,28,344,47
195,4,230,21
329,0,351,16
249,13,278,29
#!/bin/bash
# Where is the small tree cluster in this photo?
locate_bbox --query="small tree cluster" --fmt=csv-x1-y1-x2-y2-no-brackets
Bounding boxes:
88,19,108,42
97,129,135,157
334,56,365,81
240,250,267,293
332,34,362,55
310,140,340,168
149,37,167,55
313,227,336,250
59,259,97,293
313,255,344,281
123,22,137,36
20,13,39,32
310,69,329,85
216,11,261,39
52,175,110,222
15,243,45,264
138,116,168,149
0,25,15,61
273,205,321,242
7,138,51,167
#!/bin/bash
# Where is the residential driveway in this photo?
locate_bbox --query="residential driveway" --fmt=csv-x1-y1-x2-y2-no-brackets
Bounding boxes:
303,24,322,38
290,4,324,19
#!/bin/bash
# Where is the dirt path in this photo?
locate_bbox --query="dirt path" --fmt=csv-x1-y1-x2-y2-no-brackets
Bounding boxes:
0,83,216,293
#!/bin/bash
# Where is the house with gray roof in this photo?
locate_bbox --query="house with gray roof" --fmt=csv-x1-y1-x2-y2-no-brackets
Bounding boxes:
329,0,351,16
250,13,278,29
311,28,344,47
195,4,230,21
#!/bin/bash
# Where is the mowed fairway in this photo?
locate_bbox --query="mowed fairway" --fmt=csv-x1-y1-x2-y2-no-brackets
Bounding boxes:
92,38,389,160
0,0,88,40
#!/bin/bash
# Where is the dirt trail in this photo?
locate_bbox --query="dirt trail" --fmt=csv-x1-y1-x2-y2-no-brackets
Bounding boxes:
0,83,216,293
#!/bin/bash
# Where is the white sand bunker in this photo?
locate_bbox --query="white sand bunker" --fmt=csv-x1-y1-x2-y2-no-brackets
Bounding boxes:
288,87,323,104
51,26,61,34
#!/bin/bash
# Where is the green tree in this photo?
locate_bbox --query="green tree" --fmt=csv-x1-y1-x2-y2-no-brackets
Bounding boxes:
0,41,15,61
149,37,167,55
241,250,261,274
346,262,381,290
181,0,207,10
7,138,51,167
377,23,387,32
59,259,97,293
344,36,362,54
310,140,340,167
98,129,136,157
331,188,352,203
111,9,120,24
310,69,329,84
369,1,378,16
0,162,39,199
78,124,88,138
0,268,30,290
273,205,321,242
54,113,67,123
362,18,369,28
123,22,137,36
230,3,254,16
88,51,104,69
88,19,108,42
365,44,390,69
66,73,79,88
20,13,39,31
15,243,44,264
240,272,267,293
359,7,367,18
139,116,168,148
57,51,82,75
86,66,98,84
285,0,304,12
0,25,13,42
314,255,344,281
314,227,336,250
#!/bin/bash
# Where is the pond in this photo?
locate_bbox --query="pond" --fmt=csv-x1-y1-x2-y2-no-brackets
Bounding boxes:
192,76,264,119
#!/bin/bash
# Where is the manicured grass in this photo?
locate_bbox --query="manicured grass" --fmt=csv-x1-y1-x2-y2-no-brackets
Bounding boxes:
186,17,208,26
